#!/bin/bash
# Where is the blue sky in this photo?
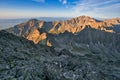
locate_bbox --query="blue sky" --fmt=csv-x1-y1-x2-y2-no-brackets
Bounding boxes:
0,0,120,19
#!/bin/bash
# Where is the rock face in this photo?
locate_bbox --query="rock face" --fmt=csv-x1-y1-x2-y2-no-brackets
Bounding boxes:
6,16,120,44
46,40,52,47
26,29,47,44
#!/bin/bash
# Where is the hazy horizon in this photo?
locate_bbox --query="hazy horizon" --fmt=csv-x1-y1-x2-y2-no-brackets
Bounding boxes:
0,17,71,30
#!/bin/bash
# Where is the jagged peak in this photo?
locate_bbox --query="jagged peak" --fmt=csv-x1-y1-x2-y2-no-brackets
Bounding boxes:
77,15,91,18
77,16,94,20
75,16,97,22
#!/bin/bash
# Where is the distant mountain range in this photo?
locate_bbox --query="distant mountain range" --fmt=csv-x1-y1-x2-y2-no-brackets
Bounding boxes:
0,16,120,80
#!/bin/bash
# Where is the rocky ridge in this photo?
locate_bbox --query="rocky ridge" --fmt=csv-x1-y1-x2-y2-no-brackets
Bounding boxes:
6,16,120,44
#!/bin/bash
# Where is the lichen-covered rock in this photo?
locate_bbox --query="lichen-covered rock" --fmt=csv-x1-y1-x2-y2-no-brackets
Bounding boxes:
0,30,120,80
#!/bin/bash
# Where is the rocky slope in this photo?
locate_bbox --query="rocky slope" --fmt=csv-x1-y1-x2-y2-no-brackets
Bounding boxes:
6,16,120,44
0,29,120,80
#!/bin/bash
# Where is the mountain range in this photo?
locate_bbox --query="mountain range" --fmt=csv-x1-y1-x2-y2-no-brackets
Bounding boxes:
6,16,120,44
0,16,120,80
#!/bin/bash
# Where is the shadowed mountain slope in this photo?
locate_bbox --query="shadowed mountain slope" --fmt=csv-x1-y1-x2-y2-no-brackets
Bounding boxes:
0,29,120,80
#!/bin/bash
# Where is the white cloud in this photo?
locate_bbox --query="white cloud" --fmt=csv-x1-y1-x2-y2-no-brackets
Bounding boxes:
59,0,67,4
73,0,120,12
72,0,120,18
33,0,45,3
